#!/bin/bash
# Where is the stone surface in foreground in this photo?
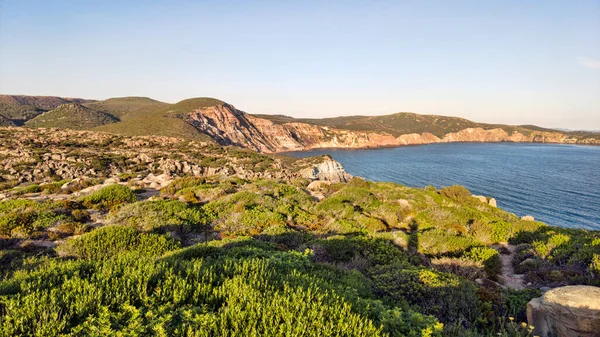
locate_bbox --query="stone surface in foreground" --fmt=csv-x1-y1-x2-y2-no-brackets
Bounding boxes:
527,285,600,337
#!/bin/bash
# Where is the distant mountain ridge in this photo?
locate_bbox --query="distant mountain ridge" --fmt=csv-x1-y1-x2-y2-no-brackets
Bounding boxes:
1,94,599,152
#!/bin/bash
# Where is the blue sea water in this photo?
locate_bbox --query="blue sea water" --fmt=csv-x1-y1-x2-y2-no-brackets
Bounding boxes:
286,143,600,230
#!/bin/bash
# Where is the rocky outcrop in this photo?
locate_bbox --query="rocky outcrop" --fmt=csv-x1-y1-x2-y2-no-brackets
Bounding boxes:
0,127,351,188
183,104,600,153
472,195,497,207
527,285,600,337
299,156,351,182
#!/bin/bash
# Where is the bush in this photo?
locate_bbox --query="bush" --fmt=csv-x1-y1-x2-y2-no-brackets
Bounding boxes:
57,226,179,259
370,264,480,324
161,176,207,195
19,184,40,194
0,210,69,238
71,209,90,223
1,239,442,336
438,185,471,201
463,246,502,278
80,184,137,211
107,200,210,232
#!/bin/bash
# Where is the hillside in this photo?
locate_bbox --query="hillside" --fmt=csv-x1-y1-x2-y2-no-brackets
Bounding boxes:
93,97,222,141
191,105,600,152
0,127,598,336
0,94,96,125
0,114,15,127
3,94,600,152
84,96,168,118
25,103,119,130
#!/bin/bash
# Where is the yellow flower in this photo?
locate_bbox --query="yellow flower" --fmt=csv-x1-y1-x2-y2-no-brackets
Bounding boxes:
521,322,527,328
509,316,514,321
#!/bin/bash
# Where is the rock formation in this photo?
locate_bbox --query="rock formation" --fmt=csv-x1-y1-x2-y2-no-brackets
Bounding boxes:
527,285,600,337
0,128,351,189
183,103,600,153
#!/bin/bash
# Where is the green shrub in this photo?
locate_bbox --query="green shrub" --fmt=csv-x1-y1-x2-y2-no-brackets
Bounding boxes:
1,240,442,336
370,264,480,324
161,176,207,195
80,184,137,211
19,184,40,194
0,210,69,238
71,209,90,223
463,246,502,278
438,185,471,200
56,226,179,259
107,200,210,232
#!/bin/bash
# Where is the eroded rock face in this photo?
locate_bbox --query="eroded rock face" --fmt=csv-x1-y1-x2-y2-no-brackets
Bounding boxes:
183,104,600,153
527,285,600,337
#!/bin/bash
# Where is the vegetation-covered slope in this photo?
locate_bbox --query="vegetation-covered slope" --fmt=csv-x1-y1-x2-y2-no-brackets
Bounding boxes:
93,97,223,140
1,177,598,336
3,94,599,151
0,127,598,336
25,103,119,130
0,115,15,127
253,112,579,139
84,96,168,118
0,95,96,126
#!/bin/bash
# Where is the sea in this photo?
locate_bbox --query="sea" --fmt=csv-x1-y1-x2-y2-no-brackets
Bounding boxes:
286,143,600,230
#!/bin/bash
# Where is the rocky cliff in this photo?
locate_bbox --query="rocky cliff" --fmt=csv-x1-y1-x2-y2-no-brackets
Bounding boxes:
184,103,600,153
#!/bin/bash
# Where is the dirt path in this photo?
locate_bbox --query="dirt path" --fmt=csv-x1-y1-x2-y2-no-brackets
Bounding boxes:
492,244,525,290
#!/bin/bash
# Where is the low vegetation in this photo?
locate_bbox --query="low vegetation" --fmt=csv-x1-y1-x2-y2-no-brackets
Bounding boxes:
2,171,595,336
0,126,597,336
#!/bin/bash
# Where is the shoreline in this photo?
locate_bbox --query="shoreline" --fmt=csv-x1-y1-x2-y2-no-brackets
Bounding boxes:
277,139,600,154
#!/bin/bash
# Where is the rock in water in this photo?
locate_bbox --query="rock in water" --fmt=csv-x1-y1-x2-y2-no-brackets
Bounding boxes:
527,285,600,337
488,198,497,207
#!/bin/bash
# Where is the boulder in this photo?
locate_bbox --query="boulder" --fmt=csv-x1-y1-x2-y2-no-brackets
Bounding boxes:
527,285,600,337
307,180,331,191
397,199,411,209
521,215,535,221
471,195,487,203
488,198,497,207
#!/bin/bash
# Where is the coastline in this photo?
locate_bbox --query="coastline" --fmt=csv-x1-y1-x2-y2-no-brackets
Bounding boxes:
276,139,600,154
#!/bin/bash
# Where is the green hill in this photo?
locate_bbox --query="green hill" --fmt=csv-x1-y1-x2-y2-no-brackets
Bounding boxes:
94,97,223,141
25,103,118,130
253,112,538,138
84,97,168,119
0,95,96,125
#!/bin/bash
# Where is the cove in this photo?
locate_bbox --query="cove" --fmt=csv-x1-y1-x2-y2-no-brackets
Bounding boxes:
286,143,600,230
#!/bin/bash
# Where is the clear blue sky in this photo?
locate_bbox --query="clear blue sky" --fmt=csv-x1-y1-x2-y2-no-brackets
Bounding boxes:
1,0,599,129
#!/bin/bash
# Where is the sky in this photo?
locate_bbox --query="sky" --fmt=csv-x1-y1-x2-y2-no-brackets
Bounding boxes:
0,0,599,129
